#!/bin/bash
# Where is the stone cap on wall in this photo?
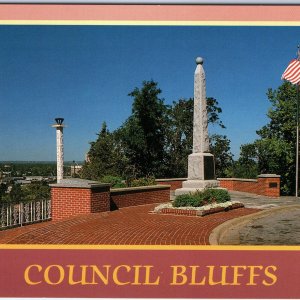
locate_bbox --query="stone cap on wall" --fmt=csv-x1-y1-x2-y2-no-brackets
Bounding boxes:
257,174,281,178
110,184,171,194
155,178,187,182
217,178,257,182
218,174,280,182
50,178,110,189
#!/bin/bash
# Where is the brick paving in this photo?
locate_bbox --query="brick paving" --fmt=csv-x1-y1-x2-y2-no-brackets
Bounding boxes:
0,204,259,245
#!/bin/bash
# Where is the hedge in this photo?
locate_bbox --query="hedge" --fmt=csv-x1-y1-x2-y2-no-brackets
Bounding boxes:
173,188,230,208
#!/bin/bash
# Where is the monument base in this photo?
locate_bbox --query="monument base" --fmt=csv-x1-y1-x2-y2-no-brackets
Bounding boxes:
188,153,215,180
174,179,219,196
175,152,220,196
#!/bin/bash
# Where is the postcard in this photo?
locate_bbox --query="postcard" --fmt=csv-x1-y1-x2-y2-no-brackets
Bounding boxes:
0,1,300,299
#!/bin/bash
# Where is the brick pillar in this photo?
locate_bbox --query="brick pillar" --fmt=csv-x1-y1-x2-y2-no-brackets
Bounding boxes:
50,179,110,221
257,174,281,197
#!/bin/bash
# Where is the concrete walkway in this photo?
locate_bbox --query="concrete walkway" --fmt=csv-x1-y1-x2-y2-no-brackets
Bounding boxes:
230,191,300,209
212,191,300,245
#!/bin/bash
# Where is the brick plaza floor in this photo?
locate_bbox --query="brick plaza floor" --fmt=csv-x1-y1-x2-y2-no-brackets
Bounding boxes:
0,204,259,245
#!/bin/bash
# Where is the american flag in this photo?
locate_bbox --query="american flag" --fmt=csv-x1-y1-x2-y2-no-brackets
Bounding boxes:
281,59,300,85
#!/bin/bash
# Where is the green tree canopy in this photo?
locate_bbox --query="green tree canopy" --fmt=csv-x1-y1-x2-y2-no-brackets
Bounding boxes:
1,184,24,203
256,82,297,194
227,143,259,179
81,80,232,181
210,134,233,178
81,122,127,180
165,97,232,177
23,182,50,201
236,81,297,194
116,80,169,177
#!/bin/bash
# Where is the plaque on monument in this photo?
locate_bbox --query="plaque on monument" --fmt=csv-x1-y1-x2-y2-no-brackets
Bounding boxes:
204,155,215,180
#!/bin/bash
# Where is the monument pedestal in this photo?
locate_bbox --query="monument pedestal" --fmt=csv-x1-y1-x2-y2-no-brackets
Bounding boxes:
175,153,219,196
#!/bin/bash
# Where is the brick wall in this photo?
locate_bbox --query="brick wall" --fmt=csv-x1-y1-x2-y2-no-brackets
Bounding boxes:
218,174,281,197
50,179,170,221
50,179,110,221
91,189,110,213
110,185,170,209
51,187,90,220
156,178,186,190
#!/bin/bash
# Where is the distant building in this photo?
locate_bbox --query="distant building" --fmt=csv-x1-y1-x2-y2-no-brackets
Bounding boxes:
25,176,44,182
15,179,31,185
70,165,83,177
2,171,11,177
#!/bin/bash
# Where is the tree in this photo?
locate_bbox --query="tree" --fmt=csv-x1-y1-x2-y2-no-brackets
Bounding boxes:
227,143,259,179
23,182,50,201
237,81,297,195
257,82,296,194
81,122,127,180
117,80,169,177
207,97,226,129
81,80,231,181
2,184,24,203
165,97,232,177
210,134,233,178
0,183,7,200
164,98,193,177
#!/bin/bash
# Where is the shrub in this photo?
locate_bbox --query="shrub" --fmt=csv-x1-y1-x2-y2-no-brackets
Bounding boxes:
101,176,126,189
101,175,157,188
129,176,156,187
173,194,201,207
173,189,230,207
200,189,231,203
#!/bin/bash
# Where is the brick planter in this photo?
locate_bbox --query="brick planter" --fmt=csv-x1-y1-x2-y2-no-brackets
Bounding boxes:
160,202,244,217
50,179,110,221
160,208,198,216
110,185,170,209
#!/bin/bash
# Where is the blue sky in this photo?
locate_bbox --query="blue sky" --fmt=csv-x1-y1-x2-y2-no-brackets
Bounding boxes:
0,25,299,162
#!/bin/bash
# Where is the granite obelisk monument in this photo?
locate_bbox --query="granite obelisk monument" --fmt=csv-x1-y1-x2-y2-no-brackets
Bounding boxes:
175,57,218,196
52,118,65,183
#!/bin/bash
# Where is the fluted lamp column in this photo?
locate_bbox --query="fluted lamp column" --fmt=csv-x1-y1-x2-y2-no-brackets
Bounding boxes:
52,118,65,183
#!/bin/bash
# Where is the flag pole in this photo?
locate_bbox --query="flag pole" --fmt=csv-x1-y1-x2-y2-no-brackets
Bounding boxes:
281,47,300,197
296,83,299,197
296,45,300,197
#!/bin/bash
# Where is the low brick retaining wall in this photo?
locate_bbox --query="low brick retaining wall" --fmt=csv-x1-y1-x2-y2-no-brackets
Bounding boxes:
110,185,170,209
218,174,281,197
156,178,186,190
50,179,171,220
50,173,280,222
156,174,281,197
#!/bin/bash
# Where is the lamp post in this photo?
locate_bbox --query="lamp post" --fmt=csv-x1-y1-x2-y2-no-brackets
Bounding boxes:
52,118,65,183
72,160,76,177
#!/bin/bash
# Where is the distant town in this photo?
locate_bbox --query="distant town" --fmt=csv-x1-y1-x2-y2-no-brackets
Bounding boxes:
0,161,83,190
